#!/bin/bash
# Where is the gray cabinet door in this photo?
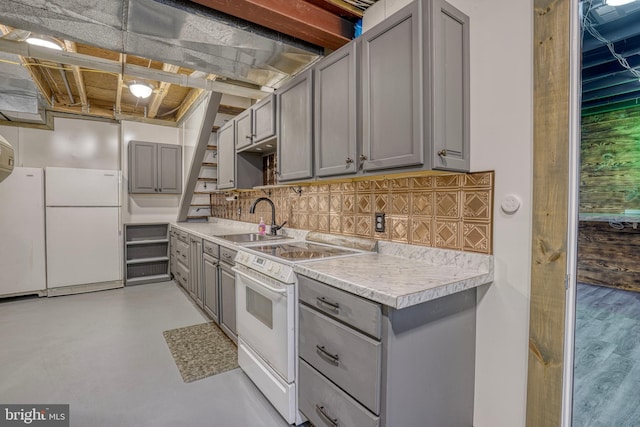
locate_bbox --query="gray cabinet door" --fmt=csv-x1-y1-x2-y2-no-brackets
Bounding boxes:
253,94,276,143
314,42,358,178
219,265,237,341
203,254,219,323
217,122,236,190
129,141,157,193
361,2,422,172
235,109,253,151
277,69,313,182
157,144,182,193
189,237,203,307
430,0,470,171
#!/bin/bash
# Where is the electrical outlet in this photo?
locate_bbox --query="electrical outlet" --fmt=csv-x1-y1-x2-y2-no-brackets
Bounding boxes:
375,212,386,232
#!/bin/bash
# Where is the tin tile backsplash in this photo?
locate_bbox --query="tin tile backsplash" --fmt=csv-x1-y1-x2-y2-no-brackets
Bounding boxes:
211,171,494,254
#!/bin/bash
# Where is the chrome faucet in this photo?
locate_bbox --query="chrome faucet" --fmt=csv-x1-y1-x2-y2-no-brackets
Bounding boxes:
249,197,287,236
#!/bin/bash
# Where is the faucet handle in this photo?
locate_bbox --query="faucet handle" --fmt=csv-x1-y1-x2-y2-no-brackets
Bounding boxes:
271,221,288,235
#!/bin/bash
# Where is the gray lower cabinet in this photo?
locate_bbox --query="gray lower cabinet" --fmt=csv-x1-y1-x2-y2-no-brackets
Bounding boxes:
129,141,182,194
202,240,220,323
298,274,477,427
361,2,423,172
277,68,314,182
124,223,170,286
219,247,237,343
189,235,203,307
314,42,358,178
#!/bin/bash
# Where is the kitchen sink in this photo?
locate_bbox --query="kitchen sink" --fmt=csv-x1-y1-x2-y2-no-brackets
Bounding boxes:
217,233,291,243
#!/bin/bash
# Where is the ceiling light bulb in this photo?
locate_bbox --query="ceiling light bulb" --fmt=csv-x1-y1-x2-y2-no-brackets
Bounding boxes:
25,36,63,51
128,82,154,99
605,0,637,6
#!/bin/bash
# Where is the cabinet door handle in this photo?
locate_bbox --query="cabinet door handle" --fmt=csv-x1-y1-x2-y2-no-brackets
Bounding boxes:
316,296,340,312
159,188,162,192
345,157,354,164
359,154,368,161
438,149,447,157
316,345,340,365
315,405,338,427
245,135,252,139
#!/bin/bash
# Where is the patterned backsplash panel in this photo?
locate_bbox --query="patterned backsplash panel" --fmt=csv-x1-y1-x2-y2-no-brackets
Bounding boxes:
211,171,494,254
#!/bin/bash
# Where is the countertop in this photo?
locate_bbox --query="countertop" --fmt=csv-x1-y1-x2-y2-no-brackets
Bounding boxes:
579,213,640,223
171,220,494,309
294,242,493,309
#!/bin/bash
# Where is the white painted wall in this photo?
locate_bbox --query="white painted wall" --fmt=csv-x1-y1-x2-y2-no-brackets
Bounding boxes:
121,121,180,224
1,118,119,170
446,0,533,426
0,126,20,166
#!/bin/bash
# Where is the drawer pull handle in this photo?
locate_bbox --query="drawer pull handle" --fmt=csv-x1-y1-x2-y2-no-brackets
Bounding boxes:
315,405,338,427
316,345,340,365
316,296,340,312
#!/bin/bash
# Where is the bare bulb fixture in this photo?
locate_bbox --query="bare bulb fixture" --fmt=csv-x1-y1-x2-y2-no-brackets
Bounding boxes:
128,81,154,99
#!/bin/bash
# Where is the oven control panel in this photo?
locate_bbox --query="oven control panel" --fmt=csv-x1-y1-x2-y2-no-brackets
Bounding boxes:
235,251,295,283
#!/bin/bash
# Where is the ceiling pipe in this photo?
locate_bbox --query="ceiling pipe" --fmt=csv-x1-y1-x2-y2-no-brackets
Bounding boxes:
0,38,270,100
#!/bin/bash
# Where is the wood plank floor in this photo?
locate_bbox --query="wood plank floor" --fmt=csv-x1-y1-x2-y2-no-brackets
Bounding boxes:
573,283,640,427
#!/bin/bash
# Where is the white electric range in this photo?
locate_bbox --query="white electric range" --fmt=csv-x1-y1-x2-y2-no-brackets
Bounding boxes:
232,240,369,425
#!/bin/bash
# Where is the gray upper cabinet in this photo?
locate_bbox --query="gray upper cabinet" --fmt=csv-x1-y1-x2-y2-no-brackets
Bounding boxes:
361,2,422,173
314,42,358,178
129,141,182,194
430,0,470,171
277,69,314,182
253,94,276,143
235,109,253,151
217,121,236,190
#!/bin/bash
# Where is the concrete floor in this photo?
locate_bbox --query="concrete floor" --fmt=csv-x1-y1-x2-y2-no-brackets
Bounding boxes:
0,282,290,427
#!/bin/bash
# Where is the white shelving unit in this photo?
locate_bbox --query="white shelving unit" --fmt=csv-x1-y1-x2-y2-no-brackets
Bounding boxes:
124,223,170,285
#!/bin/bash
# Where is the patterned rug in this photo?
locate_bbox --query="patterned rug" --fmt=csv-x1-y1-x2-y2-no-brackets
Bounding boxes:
163,322,238,383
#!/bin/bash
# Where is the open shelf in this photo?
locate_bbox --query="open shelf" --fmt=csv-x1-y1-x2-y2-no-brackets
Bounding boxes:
124,223,170,286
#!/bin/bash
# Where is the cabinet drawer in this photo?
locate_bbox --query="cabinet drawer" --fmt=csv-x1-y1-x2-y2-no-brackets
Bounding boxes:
299,359,379,427
176,239,190,264
175,230,189,244
174,260,189,288
298,275,382,339
203,240,219,258
300,304,381,414
220,247,237,264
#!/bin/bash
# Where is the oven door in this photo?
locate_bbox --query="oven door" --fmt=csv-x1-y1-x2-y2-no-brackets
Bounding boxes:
234,266,295,383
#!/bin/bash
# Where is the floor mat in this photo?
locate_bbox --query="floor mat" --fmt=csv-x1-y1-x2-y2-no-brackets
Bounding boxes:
163,322,238,383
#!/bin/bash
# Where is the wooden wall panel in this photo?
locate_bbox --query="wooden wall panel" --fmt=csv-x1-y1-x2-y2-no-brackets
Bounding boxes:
527,0,571,425
577,221,640,292
581,105,640,214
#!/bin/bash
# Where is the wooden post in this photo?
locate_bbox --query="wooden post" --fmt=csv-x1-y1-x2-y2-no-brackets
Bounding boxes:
527,0,571,425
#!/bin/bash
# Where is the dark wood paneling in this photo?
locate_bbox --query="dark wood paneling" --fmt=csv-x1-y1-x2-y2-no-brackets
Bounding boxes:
578,221,640,292
581,105,640,214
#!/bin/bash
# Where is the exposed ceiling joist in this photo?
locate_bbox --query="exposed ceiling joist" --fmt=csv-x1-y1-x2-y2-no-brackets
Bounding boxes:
115,53,125,116
0,38,270,100
63,41,88,112
148,63,180,119
188,0,354,51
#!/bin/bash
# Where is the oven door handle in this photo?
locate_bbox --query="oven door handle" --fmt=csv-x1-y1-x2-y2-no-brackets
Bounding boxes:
233,267,288,295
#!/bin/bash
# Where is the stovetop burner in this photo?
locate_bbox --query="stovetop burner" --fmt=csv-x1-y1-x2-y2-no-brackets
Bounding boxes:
249,242,359,261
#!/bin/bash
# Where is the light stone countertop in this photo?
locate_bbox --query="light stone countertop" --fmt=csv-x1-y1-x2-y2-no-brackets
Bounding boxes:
171,219,494,309
579,213,640,223
295,240,494,309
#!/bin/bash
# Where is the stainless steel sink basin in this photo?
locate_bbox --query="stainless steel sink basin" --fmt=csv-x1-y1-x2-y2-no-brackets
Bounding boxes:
217,233,290,243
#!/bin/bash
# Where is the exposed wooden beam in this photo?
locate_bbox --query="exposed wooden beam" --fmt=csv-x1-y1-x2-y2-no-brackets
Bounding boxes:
63,41,88,112
218,104,246,116
148,63,181,119
115,53,125,116
304,0,364,19
188,0,353,50
176,88,206,123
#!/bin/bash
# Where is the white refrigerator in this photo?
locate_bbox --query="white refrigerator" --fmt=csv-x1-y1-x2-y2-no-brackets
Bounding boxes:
0,167,47,296
45,167,122,289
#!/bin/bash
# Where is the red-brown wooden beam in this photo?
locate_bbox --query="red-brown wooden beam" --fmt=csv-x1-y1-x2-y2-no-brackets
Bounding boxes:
189,0,354,51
